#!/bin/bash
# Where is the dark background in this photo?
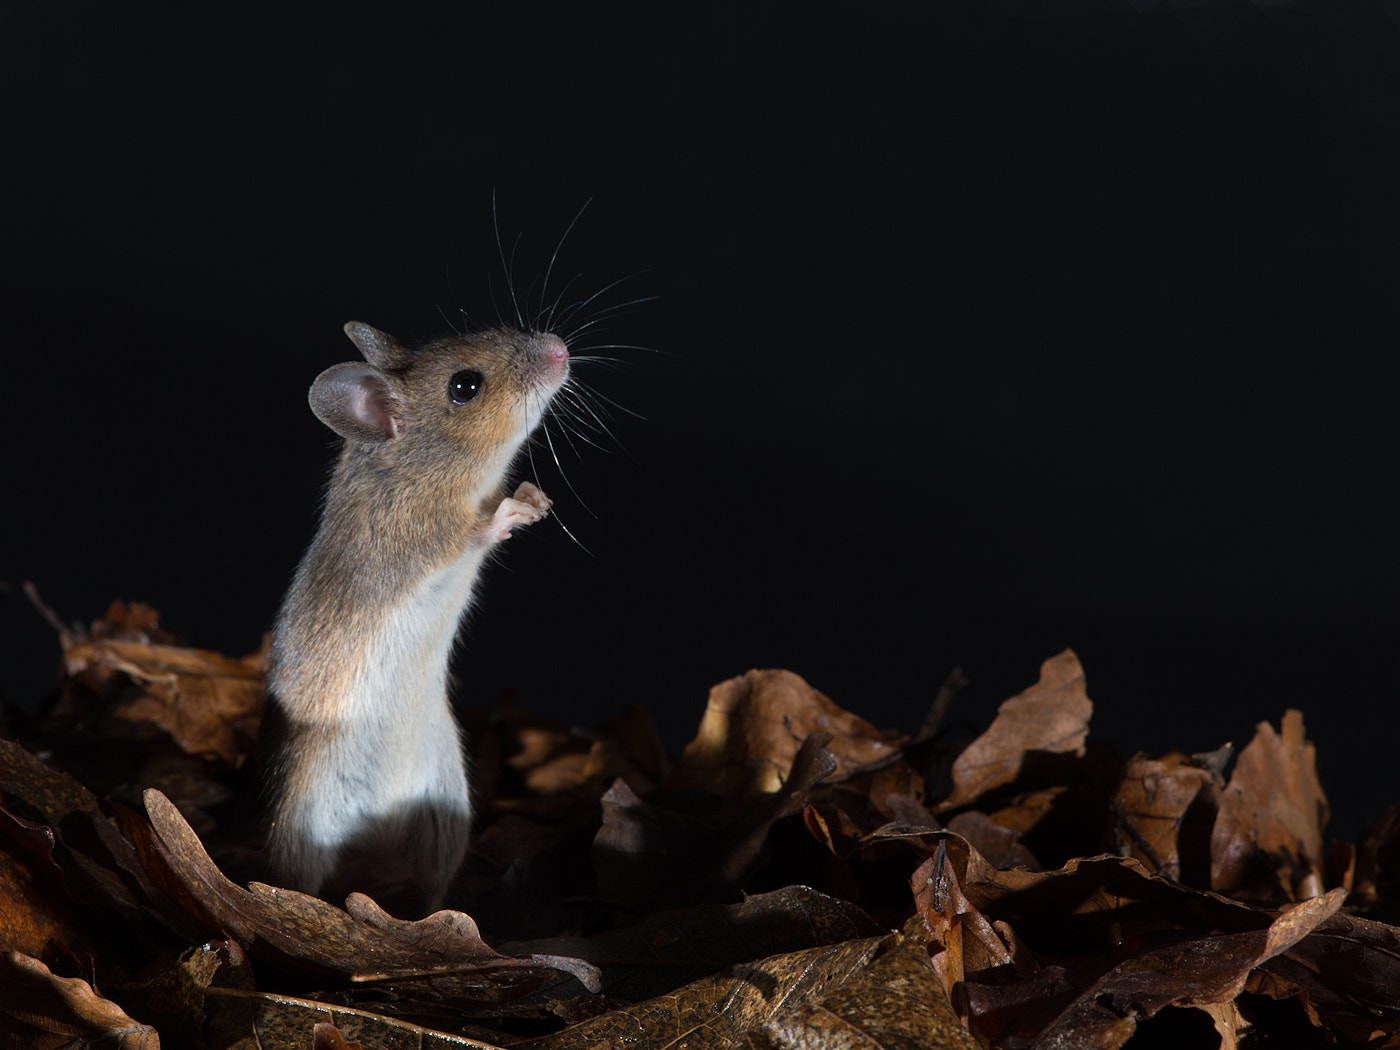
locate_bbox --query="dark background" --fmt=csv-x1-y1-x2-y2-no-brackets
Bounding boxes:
4,2,1397,839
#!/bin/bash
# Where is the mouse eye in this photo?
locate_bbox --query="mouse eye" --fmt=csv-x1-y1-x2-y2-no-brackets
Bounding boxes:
448,369,484,405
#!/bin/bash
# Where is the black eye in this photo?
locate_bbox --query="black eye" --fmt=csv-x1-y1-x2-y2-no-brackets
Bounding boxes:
448,369,484,405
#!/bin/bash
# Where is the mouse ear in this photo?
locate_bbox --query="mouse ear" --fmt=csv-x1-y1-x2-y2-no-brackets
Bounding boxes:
343,321,412,370
308,362,402,443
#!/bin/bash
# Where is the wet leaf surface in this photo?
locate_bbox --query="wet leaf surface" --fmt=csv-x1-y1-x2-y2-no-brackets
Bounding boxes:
2,597,1399,1048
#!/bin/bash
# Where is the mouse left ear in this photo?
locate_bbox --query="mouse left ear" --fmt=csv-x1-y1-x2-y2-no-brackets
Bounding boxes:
308,362,402,443
343,322,411,370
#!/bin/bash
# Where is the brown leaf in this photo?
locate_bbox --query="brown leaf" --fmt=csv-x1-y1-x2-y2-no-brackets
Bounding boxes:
88,600,177,646
764,916,981,1050
594,733,837,906
0,737,198,945
966,889,1345,1049
500,885,883,1005
672,669,904,797
123,939,254,1047
0,951,159,1049
1210,709,1329,901
942,649,1092,809
68,636,268,769
510,936,889,1050
312,1021,364,1050
1252,909,1400,1043
1110,751,1220,882
198,986,510,1050
1189,1000,1249,1050
0,807,84,963
130,788,600,992
944,810,1040,871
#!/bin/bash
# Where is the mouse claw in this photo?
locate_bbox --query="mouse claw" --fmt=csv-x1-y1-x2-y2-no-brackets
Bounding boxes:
510,481,552,514
476,483,552,544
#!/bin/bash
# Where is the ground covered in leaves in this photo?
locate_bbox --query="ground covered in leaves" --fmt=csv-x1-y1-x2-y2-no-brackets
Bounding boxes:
3,598,1400,1049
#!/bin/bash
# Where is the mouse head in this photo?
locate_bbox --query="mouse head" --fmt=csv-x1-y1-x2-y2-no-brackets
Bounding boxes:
308,322,569,475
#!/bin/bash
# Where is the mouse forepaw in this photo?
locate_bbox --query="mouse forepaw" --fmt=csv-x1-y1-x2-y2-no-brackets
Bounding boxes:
476,483,552,544
511,481,552,513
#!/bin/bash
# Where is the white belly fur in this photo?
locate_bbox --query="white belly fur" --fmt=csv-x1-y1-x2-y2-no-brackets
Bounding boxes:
273,545,489,906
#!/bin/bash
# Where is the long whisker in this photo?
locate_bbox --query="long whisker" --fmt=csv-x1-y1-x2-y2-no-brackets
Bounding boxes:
548,402,606,455
540,413,598,518
574,347,672,361
562,301,662,341
553,272,654,333
541,199,592,332
553,388,620,445
492,191,525,330
572,382,647,422
440,263,467,335
436,302,463,335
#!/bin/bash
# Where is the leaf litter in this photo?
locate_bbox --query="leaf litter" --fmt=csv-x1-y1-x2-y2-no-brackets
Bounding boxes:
2,595,1399,1048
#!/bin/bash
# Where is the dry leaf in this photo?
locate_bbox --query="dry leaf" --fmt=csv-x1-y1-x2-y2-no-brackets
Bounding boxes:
0,806,85,964
0,951,159,1049
510,936,889,1050
1110,751,1220,883
1211,709,1329,901
500,885,882,1005
9,608,1400,1050
594,733,837,906
67,637,268,768
128,788,600,991
199,986,508,1050
672,669,904,796
944,810,1040,871
764,916,980,1050
942,649,1092,809
0,737,199,945
967,889,1345,1049
1252,909,1400,1043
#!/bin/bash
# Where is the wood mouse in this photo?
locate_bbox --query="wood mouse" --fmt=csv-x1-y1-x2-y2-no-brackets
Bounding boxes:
263,319,570,914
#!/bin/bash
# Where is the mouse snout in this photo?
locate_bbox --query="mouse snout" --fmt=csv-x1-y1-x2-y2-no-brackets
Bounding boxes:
539,333,569,363
522,332,569,390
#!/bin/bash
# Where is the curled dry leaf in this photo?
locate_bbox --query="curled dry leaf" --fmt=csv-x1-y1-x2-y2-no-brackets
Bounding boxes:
913,848,1014,1019
68,635,268,769
131,789,600,992
1110,751,1220,883
0,951,159,1050
0,736,199,945
941,649,1092,809
1252,909,1400,1043
672,668,904,796
0,805,84,962
1211,709,1329,901
965,889,1346,1050
944,810,1040,871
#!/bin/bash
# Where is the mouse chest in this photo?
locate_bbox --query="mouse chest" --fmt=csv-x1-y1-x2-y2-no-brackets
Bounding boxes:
349,547,490,720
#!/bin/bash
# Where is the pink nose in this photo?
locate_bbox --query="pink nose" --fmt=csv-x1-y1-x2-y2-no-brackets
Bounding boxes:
539,333,569,361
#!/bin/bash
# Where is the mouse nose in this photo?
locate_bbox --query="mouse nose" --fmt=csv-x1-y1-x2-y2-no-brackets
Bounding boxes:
538,333,569,362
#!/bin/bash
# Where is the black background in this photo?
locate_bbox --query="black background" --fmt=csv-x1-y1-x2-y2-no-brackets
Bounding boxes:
5,2,1397,839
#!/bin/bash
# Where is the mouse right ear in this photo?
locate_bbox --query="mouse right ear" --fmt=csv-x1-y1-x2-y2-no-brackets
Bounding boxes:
308,362,402,443
343,322,412,370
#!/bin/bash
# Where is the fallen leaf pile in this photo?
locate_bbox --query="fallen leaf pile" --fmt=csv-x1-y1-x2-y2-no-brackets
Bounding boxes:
3,598,1400,1048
